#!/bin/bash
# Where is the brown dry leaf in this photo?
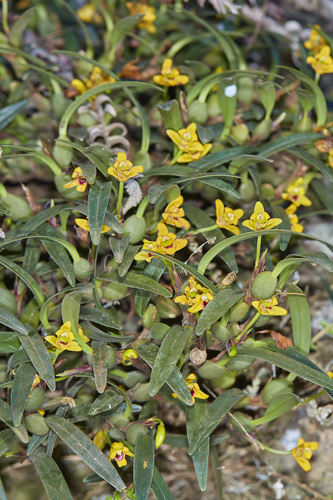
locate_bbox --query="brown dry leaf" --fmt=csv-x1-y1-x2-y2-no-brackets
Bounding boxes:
270,331,293,349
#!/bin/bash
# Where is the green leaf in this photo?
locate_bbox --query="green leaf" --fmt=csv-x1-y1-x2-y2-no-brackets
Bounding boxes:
186,401,209,492
288,147,333,182
88,181,112,245
133,434,155,500
0,100,29,132
258,132,321,157
196,290,245,336
148,184,181,204
13,204,69,243
149,326,190,396
62,293,91,354
30,451,73,500
272,251,333,278
118,244,141,277
252,393,301,426
0,255,45,306
27,434,47,456
82,321,132,343
99,270,172,297
287,284,311,356
188,389,244,455
271,204,291,251
134,260,166,317
277,66,327,125
0,332,20,353
0,308,28,335
0,429,15,458
9,7,36,47
89,390,124,416
80,306,121,330
151,467,174,500
109,236,130,264
236,345,333,397
196,124,215,144
46,416,125,491
15,331,55,391
135,341,193,406
150,323,170,340
0,399,29,444
91,340,108,394
312,179,333,212
11,362,36,427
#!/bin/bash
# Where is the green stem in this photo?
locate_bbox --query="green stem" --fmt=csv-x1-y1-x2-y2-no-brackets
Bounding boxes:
136,196,149,218
255,235,262,268
258,442,291,455
314,72,320,85
163,259,176,288
190,224,218,235
117,182,124,220
2,0,10,36
300,389,325,405
235,312,260,340
169,149,183,166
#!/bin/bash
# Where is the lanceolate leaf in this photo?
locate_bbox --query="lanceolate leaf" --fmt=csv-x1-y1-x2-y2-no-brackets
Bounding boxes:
88,180,112,245
272,252,333,278
149,326,190,396
0,100,29,132
46,416,125,491
0,307,29,336
11,362,36,427
62,293,91,354
0,256,45,306
186,401,209,491
135,260,166,317
0,399,29,444
99,270,173,297
30,451,73,500
252,393,301,426
0,332,20,353
287,284,311,356
151,467,174,500
89,390,124,416
133,434,155,500
91,340,108,394
196,290,245,336
0,429,16,458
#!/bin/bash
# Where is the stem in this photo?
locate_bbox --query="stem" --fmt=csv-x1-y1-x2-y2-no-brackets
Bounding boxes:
2,0,10,36
136,196,149,218
117,182,124,221
255,235,262,268
314,72,320,85
190,224,218,235
235,311,260,340
312,321,333,343
300,389,325,405
169,149,183,166
163,259,176,288
258,442,291,455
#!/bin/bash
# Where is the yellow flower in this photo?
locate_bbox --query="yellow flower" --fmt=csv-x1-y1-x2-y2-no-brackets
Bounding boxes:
108,152,143,182
172,374,209,404
285,205,303,233
174,276,214,313
242,201,282,231
291,438,318,472
329,149,333,167
162,196,190,229
177,144,212,163
215,200,244,235
75,218,110,234
156,222,188,255
93,429,108,450
109,442,134,467
122,349,138,366
63,167,88,192
77,3,103,23
306,45,333,75
134,239,163,262
70,66,115,96
126,1,156,33
281,178,312,207
252,296,287,316
166,123,204,153
304,25,326,54
153,58,189,87
45,321,89,352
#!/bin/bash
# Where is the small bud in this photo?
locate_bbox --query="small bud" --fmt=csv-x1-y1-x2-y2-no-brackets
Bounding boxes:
155,423,166,449
25,413,50,435
251,271,278,300
122,215,147,244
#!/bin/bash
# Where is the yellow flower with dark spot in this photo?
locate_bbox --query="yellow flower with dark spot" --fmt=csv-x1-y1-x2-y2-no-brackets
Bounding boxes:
108,152,143,182
162,196,190,229
63,167,88,192
77,3,103,23
156,222,188,255
306,45,333,75
252,296,287,316
153,58,189,87
285,205,303,233
215,200,244,235
281,178,312,207
242,201,282,231
291,438,318,472
304,25,326,54
45,321,89,352
126,1,156,33
122,349,138,365
134,239,163,262
109,442,134,467
174,276,214,313
172,373,209,403
75,218,110,234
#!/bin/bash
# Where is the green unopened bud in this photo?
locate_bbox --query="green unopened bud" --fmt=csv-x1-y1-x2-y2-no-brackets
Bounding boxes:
122,215,147,244
187,100,208,124
261,183,275,200
51,94,71,119
108,415,130,427
107,346,117,369
25,387,44,412
25,413,50,435
252,118,272,141
211,369,237,389
211,322,234,343
52,137,73,169
103,282,128,301
0,287,17,316
73,258,92,280
238,77,255,105
197,360,226,379
19,298,39,329
226,355,255,370
296,115,313,133
0,186,33,222
229,124,249,145
262,378,293,405
207,94,220,118
132,382,152,402
251,271,277,300
142,304,160,330
134,151,152,172
239,179,256,202
256,81,276,119
229,300,249,323
126,422,148,446
155,297,181,319
155,423,166,449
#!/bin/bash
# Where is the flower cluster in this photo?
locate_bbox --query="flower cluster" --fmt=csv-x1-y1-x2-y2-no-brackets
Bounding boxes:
153,58,189,87
45,321,89,352
304,26,333,75
126,1,156,33
174,276,214,313
281,177,311,233
134,222,188,262
166,123,212,163
172,374,209,404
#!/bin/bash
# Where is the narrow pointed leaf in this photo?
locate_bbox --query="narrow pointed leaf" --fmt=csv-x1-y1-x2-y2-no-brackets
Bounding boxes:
150,326,189,396
252,393,301,426
109,236,130,263
13,204,68,242
0,308,28,335
258,132,321,157
0,332,20,353
30,451,73,500
89,390,124,416
46,416,125,491
27,434,47,455
196,290,244,336
99,270,172,297
0,100,29,132
9,7,36,47
287,284,311,356
188,389,244,455
11,362,36,427
88,180,112,245
92,340,108,393
80,306,121,330
0,399,29,443
151,467,174,500
0,256,45,305
135,260,166,316
0,429,16,458
133,434,155,500
186,401,209,491
289,147,333,182
118,244,141,277
15,331,55,391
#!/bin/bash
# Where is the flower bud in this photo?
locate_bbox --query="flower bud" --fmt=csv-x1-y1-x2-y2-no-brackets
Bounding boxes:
229,124,249,145
73,258,92,281
207,94,220,118
25,387,44,412
25,413,50,435
155,297,181,319
155,423,166,449
126,422,148,446
122,215,147,244
52,137,73,169
0,191,33,222
187,100,208,124
239,179,256,202
228,300,249,323
251,271,277,300
51,94,71,119
211,322,234,343
78,111,97,128
262,378,293,405
132,382,152,402
142,304,160,330
226,355,255,370
252,118,272,141
107,346,117,369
